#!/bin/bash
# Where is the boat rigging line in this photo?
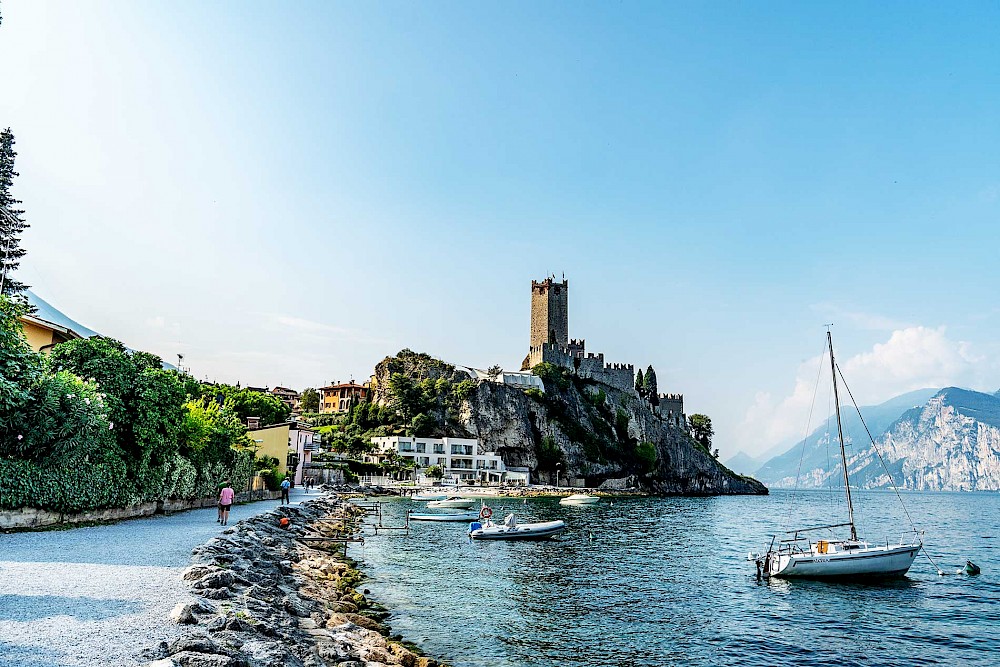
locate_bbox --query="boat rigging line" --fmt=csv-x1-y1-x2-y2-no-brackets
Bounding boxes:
833,362,947,576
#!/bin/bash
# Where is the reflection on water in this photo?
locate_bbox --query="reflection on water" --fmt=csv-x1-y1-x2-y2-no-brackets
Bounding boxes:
355,490,999,667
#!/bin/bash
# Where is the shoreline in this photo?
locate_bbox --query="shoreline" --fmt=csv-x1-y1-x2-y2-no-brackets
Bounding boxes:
150,494,441,667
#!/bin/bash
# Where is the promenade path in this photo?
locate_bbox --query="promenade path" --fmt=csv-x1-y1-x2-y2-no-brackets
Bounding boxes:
0,487,319,667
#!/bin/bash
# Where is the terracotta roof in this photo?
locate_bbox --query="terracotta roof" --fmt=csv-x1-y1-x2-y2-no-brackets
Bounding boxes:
320,382,368,391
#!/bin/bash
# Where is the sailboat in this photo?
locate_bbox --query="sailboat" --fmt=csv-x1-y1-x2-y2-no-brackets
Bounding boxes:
752,330,922,580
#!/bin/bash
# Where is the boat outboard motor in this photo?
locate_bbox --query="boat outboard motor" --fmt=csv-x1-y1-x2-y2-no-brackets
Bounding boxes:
469,521,482,533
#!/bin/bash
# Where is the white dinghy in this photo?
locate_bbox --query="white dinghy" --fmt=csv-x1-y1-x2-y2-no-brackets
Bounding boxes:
427,497,476,509
412,492,448,502
408,510,480,522
751,330,922,580
559,493,600,505
469,512,566,541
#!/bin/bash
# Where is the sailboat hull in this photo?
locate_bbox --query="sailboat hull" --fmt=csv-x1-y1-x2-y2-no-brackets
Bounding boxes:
770,544,919,579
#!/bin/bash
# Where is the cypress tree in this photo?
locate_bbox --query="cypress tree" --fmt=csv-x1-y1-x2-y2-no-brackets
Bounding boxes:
0,128,29,297
634,368,644,395
644,365,658,404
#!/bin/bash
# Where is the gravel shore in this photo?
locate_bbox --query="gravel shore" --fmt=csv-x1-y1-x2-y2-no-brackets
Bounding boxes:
0,489,316,667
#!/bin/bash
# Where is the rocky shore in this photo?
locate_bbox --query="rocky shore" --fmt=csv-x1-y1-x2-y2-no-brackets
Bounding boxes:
147,496,440,667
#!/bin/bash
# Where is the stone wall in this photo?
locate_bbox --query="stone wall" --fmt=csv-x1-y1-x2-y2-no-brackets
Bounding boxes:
657,393,685,427
0,491,282,531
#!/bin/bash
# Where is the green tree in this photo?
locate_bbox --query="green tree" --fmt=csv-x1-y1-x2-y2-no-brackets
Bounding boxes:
0,296,42,440
424,464,444,480
486,364,502,381
634,368,644,395
0,128,29,297
300,387,320,413
688,414,714,449
198,383,291,426
636,441,658,474
643,365,658,404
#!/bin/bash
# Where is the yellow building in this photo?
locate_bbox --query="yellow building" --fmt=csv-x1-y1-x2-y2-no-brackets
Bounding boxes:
320,382,370,413
247,422,293,476
19,312,83,353
18,289,98,354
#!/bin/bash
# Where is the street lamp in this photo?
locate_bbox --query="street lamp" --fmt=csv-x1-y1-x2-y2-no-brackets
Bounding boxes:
555,463,561,488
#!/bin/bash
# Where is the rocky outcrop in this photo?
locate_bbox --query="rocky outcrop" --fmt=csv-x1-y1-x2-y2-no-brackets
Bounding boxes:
459,366,765,495
367,350,764,495
150,498,438,667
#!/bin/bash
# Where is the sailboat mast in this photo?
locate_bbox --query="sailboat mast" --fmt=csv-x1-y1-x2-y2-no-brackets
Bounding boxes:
827,329,857,541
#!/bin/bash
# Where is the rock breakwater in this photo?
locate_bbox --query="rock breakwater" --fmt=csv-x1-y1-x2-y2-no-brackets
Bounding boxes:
149,496,440,667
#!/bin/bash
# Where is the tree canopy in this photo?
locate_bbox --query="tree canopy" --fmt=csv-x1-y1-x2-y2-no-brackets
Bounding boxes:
0,128,29,297
688,414,714,449
300,387,319,413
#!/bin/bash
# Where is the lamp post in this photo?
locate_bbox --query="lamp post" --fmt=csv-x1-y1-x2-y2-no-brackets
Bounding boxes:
555,463,561,488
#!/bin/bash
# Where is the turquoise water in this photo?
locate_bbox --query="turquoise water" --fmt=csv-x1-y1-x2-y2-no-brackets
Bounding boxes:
354,490,999,667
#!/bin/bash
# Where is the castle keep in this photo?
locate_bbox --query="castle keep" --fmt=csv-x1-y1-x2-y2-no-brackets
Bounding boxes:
522,275,684,419
530,277,569,347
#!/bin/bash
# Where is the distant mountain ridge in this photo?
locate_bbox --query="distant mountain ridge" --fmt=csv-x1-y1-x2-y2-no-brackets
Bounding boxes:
756,387,1000,492
754,388,939,487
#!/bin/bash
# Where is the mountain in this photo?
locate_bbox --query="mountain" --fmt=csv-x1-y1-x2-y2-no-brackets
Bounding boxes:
725,451,763,476
760,387,1000,492
755,388,940,487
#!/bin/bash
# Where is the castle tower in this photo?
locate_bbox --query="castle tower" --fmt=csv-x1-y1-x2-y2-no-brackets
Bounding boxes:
530,276,569,348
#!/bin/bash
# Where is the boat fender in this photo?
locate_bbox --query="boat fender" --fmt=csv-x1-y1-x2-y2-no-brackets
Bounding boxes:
480,507,493,520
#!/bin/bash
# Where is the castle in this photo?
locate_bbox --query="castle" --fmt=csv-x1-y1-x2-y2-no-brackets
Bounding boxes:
521,276,685,425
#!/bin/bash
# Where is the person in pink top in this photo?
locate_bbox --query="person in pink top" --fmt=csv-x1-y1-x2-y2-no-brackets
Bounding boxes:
218,481,235,525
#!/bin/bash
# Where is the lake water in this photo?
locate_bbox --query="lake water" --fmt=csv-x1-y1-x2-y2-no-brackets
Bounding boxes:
353,490,998,667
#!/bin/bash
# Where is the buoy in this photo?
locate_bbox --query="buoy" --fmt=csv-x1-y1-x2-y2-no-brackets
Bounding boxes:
279,517,291,528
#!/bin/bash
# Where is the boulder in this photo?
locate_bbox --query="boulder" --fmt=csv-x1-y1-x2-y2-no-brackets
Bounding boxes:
193,570,235,590
169,603,198,625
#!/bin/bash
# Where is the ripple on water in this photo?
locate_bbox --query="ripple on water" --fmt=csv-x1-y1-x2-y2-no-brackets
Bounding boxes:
356,492,1000,667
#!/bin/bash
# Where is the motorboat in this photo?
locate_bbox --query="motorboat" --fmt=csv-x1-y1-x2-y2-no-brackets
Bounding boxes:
469,513,566,541
427,497,476,509
409,510,481,522
559,493,600,505
751,330,922,580
412,492,448,502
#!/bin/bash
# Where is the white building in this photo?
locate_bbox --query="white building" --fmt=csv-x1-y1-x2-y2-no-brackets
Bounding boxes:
368,436,516,484
289,421,318,485
455,366,545,392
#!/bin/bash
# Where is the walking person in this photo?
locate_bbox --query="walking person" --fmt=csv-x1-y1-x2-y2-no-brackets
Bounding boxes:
280,477,291,505
219,480,235,526
216,479,226,523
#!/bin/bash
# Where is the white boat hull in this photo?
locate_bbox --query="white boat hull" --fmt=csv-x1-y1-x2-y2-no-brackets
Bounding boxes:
559,494,600,505
409,511,480,522
769,544,919,579
469,520,566,541
412,493,448,502
427,499,476,509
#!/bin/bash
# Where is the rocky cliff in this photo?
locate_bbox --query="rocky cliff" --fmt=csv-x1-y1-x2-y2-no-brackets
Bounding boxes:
764,387,1000,491
368,351,766,495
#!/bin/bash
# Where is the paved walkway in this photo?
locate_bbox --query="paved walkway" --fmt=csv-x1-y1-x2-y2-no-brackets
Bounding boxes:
0,487,319,667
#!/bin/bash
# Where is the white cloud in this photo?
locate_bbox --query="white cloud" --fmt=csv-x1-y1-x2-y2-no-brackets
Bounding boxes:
736,326,995,457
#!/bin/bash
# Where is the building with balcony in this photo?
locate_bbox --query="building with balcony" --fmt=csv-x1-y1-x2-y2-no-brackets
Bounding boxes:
367,436,514,483
320,381,370,413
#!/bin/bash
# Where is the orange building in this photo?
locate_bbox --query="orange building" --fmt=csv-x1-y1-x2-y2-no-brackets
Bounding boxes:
320,382,370,413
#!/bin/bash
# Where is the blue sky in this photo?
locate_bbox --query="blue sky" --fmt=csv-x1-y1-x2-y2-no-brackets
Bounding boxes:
2,1,999,457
